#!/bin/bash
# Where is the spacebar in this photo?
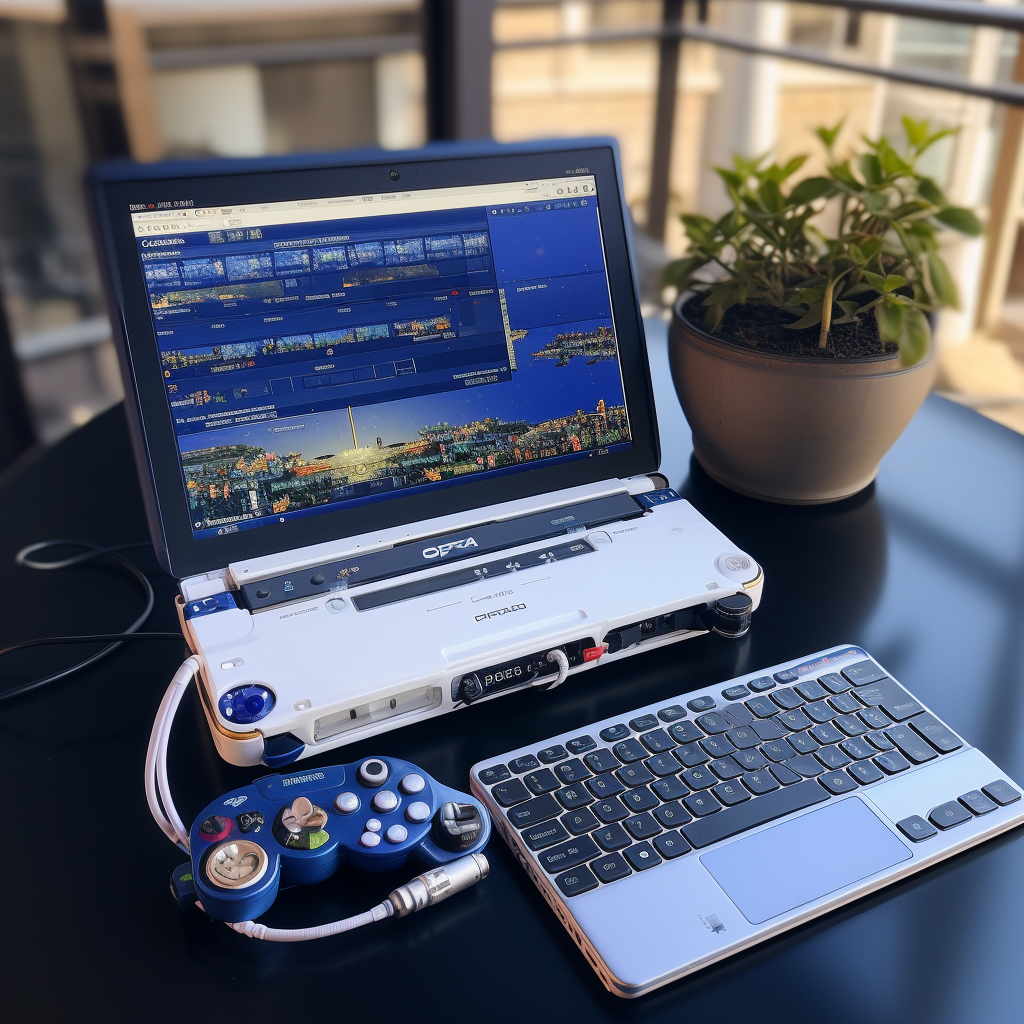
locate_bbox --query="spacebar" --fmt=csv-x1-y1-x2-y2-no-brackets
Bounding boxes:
681,780,830,849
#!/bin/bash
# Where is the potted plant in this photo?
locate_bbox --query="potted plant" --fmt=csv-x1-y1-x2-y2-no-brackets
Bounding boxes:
664,117,982,503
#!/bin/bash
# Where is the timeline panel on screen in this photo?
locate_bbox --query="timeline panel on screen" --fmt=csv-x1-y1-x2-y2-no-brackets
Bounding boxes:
131,176,632,540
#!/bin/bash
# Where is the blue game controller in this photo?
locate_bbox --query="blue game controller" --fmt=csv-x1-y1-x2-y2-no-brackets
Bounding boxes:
170,755,491,923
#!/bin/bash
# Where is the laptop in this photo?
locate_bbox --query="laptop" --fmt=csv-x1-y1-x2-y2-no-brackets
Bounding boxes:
87,138,763,768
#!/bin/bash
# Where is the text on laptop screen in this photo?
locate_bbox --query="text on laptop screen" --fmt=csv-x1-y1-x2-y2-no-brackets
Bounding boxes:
130,176,632,540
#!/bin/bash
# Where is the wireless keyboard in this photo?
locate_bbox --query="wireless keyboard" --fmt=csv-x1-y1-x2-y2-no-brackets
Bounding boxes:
470,645,1024,998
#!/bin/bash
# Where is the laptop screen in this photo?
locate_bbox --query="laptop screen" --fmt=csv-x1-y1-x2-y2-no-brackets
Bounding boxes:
130,176,632,541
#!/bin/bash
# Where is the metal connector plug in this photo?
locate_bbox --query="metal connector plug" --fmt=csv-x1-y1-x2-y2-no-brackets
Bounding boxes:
387,853,489,917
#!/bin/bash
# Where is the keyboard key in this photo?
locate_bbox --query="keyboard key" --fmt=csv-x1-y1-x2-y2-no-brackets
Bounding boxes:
748,675,776,692
561,808,599,835
769,763,802,786
874,751,912,774
554,865,599,897
654,831,691,859
884,725,937,764
540,834,600,873
616,762,655,788
668,721,704,744
723,684,750,701
802,701,836,724
590,852,631,883
640,728,676,753
819,672,852,694
478,764,511,786
696,712,732,734
658,704,687,723
652,775,689,801
600,724,631,742
683,791,722,817
751,718,788,741
629,714,659,732
586,773,625,799
524,769,559,795
734,748,769,772
538,744,568,764
675,742,710,767
842,660,887,686
613,738,648,763
746,696,779,718
645,752,682,777
554,758,591,784
853,678,924,721
839,736,875,761
623,812,661,840
829,692,863,714
713,781,750,805
848,760,884,785
623,842,662,871
522,819,572,850
815,745,851,770
743,770,779,795
726,726,761,749
682,778,830,849
897,815,937,842
859,707,892,730
701,735,737,759
492,778,530,806
722,703,754,726
789,731,819,754
867,730,895,751
774,668,800,684
507,794,562,828
982,780,1021,806
784,754,823,778
565,735,596,755
622,787,660,813
909,713,963,754
761,738,797,762
771,688,804,710
795,679,828,701
959,790,998,816
688,695,717,712
710,756,745,780
835,714,869,737
556,784,594,810
584,749,620,773
819,771,857,795
593,823,631,850
653,801,693,828
592,798,629,823
809,722,845,745
508,755,540,774
777,709,812,732
929,801,973,830
681,766,716,790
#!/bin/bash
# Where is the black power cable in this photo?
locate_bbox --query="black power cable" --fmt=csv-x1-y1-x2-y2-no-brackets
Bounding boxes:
0,540,185,703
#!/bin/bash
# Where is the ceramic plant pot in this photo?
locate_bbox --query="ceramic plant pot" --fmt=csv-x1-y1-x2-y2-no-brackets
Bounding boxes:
668,297,937,504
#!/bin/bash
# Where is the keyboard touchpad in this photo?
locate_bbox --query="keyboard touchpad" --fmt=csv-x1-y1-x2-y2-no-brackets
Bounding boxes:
700,797,912,925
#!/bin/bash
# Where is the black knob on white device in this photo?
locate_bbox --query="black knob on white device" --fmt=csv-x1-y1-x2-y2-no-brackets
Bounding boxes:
458,673,484,704
431,801,484,852
700,593,753,638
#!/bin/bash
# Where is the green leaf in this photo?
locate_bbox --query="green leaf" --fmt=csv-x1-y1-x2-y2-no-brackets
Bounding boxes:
660,255,708,289
935,206,983,236
828,161,859,187
875,296,904,344
862,270,888,291
919,127,957,155
927,251,960,308
902,115,929,151
758,178,784,212
789,176,833,205
715,167,743,192
859,237,884,261
859,153,883,186
878,142,911,177
816,119,844,149
780,154,808,180
703,303,724,333
786,308,824,330
892,200,931,219
799,285,825,303
841,281,877,298
899,305,930,366
833,300,862,324
882,274,907,293
917,177,945,207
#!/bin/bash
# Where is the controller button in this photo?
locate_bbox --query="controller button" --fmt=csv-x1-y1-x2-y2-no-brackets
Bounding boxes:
281,796,328,834
372,790,399,813
199,815,232,842
334,792,359,814
365,818,382,832
360,831,381,848
399,773,425,795
406,801,431,823
236,810,264,834
358,759,390,788
385,824,408,844
205,840,268,890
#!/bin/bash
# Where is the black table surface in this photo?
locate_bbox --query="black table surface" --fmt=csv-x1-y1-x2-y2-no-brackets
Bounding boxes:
2,386,1023,1022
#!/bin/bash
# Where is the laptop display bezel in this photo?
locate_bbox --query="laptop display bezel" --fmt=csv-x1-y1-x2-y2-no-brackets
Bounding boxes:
89,140,660,579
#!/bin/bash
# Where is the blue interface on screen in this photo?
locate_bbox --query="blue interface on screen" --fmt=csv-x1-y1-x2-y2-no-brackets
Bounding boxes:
131,176,632,540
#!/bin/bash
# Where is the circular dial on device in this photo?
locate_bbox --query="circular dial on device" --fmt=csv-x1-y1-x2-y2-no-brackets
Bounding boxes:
204,840,269,890
358,759,390,788
431,801,484,852
273,797,330,849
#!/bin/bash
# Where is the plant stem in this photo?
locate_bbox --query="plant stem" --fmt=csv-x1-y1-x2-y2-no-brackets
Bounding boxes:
819,277,835,349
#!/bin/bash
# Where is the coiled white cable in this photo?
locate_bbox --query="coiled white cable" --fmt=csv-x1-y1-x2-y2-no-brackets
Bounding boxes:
228,902,393,941
540,648,570,690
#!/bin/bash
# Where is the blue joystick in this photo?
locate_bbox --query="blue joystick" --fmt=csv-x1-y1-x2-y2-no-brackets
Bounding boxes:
218,684,275,725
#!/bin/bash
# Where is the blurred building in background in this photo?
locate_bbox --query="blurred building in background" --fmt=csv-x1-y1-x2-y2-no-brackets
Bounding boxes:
3,0,1024,460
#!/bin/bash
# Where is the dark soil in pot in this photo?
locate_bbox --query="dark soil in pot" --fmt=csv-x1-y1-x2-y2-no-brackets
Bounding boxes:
680,293,897,360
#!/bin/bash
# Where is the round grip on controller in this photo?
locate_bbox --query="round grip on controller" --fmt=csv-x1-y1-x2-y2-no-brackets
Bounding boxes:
700,593,753,638
205,840,269,890
431,801,484,852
